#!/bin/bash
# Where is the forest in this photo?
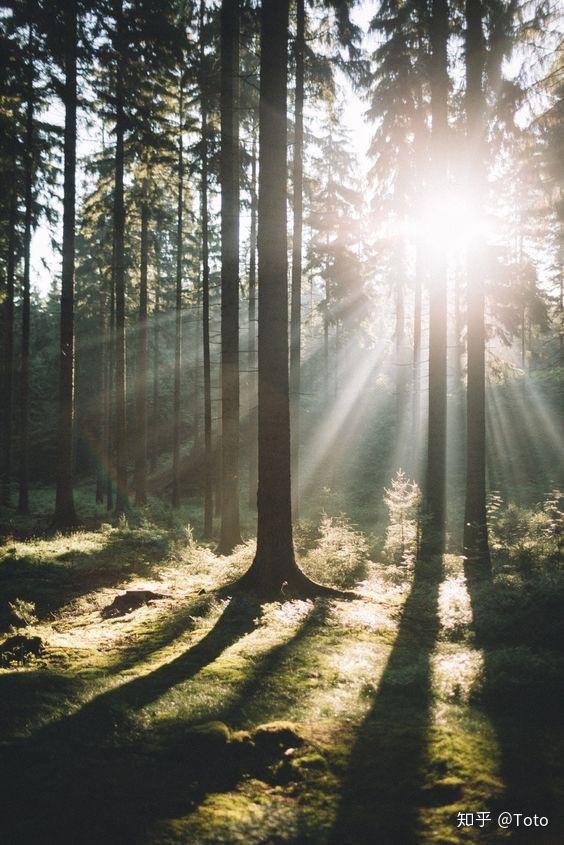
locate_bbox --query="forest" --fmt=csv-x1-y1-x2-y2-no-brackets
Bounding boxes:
0,0,562,842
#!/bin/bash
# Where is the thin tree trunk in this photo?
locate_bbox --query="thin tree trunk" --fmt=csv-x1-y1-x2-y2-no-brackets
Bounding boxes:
96,282,106,504
238,0,316,598
395,273,405,422
1,156,16,505
217,0,242,554
423,0,449,555
412,240,422,460
150,245,160,473
172,83,184,508
18,24,34,516
106,255,115,511
54,0,78,527
247,124,258,509
113,0,128,515
200,6,213,538
192,287,201,447
290,0,305,522
134,191,149,506
463,0,491,571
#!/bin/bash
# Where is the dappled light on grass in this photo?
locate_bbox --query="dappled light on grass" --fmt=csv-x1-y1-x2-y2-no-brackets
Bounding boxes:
1,513,564,843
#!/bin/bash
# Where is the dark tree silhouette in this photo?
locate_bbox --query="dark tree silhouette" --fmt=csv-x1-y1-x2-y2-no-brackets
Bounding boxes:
247,121,258,509
171,78,184,509
18,23,34,516
112,0,128,516
463,0,491,572
199,0,213,538
1,143,16,506
423,0,449,555
217,0,242,554
290,0,305,522
134,190,149,506
237,0,326,598
54,0,78,527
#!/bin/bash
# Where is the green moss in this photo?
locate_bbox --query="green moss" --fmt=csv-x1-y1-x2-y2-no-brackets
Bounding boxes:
1,515,564,843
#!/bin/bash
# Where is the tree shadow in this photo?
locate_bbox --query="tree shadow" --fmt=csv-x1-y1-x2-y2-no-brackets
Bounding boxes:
0,531,172,632
464,566,563,843
218,599,331,727
331,554,443,845
0,597,342,844
1,596,259,843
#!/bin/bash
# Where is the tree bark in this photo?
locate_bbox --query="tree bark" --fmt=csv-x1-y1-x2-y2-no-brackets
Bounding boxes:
200,0,213,538
463,0,491,572
1,152,16,505
150,242,160,473
247,123,258,509
237,0,317,598
96,280,106,504
172,82,184,508
290,0,305,522
54,0,78,527
134,190,149,506
422,0,449,556
217,0,242,554
106,248,115,511
18,24,34,516
113,0,128,515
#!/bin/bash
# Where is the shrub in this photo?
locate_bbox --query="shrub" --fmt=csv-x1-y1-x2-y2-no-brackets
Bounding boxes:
488,491,563,574
302,514,369,588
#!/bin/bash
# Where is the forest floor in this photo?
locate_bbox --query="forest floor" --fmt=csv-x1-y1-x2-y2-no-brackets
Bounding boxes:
0,489,563,844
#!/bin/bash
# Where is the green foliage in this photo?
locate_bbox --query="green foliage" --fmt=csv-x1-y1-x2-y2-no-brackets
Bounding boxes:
488,491,563,572
383,470,420,565
302,513,369,588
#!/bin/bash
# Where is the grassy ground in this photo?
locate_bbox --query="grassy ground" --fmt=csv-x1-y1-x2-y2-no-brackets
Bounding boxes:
0,491,563,844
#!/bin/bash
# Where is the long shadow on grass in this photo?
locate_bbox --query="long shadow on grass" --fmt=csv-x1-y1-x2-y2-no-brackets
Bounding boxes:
1,596,259,843
1,597,330,844
464,566,563,843
218,599,331,728
331,554,443,845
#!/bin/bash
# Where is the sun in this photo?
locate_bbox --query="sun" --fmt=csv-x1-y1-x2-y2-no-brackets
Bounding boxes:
413,186,490,254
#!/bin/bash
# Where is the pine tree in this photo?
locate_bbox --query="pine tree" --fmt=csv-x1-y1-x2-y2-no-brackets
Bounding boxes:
53,0,79,527
217,0,242,553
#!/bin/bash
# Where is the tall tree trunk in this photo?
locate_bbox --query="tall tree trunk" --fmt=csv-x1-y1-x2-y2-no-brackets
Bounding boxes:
395,272,406,423
463,0,491,571
412,240,422,466
134,190,149,506
217,0,241,554
18,24,34,516
150,244,160,473
54,0,78,527
247,124,258,509
201,97,214,539
200,10,213,537
1,157,16,505
172,83,184,508
290,0,305,522
423,0,449,555
238,0,315,598
96,281,106,504
113,0,128,515
193,288,201,447
106,254,115,511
